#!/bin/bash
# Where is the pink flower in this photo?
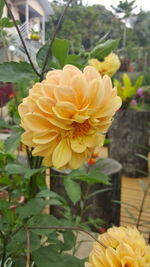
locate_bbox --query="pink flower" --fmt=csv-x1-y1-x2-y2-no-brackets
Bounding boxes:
130,99,137,105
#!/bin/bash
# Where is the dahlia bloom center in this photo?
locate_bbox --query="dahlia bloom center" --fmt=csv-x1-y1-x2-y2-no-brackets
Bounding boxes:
72,120,90,138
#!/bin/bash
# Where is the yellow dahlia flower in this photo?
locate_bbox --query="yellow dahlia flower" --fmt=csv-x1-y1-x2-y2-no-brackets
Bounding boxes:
85,226,150,267
89,53,121,77
18,65,121,169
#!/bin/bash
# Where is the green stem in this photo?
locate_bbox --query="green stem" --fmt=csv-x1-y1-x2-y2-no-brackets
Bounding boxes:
1,239,7,267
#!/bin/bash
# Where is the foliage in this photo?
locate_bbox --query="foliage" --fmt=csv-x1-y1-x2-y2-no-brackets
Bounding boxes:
114,73,144,109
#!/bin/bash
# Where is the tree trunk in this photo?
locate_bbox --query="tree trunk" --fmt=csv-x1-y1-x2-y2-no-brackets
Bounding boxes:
108,110,150,177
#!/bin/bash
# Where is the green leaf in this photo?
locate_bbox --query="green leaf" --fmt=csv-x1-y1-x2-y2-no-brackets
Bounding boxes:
52,38,70,68
0,118,12,129
0,17,20,27
18,199,46,219
0,62,37,82
13,229,41,252
62,230,75,251
36,189,66,204
87,188,112,199
36,42,52,68
5,163,26,175
89,39,119,60
33,247,84,267
5,131,22,153
68,169,110,185
64,178,81,205
28,214,59,235
0,0,4,19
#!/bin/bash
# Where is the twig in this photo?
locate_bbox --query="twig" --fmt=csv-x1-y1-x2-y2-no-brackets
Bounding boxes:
3,0,40,77
25,227,31,267
28,226,107,249
40,0,74,80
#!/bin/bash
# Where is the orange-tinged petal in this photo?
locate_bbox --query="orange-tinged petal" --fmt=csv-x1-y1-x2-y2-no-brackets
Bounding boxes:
83,134,105,148
23,113,52,132
95,96,121,118
18,102,29,117
42,156,53,166
52,138,72,169
41,84,55,99
87,79,103,109
71,74,88,108
116,243,135,259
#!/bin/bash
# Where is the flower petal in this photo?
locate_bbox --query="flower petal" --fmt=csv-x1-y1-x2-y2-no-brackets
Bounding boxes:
69,151,86,169
70,137,86,153
23,113,53,131
52,138,72,169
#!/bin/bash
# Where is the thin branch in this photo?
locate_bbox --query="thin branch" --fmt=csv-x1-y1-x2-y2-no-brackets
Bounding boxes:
25,227,31,267
28,226,107,249
4,0,40,77
40,0,74,80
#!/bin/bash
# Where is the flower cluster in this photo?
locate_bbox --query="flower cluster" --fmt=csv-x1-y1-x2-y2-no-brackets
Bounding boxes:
88,53,120,77
18,65,121,169
85,226,150,267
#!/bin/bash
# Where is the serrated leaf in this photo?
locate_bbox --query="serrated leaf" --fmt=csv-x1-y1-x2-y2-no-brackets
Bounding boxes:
52,38,70,68
89,39,119,60
18,198,46,219
64,178,81,205
0,62,37,82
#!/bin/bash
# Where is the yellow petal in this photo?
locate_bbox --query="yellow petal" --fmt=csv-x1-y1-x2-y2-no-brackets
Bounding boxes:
32,139,58,157
52,138,72,169
71,74,88,108
116,243,135,259
70,137,86,153
23,113,52,132
95,96,122,118
37,96,54,114
54,85,76,104
18,102,29,117
84,66,101,82
52,101,77,120
69,152,86,169
41,84,55,99
106,247,121,267
33,131,58,144
42,156,53,167
21,131,35,147
83,134,105,148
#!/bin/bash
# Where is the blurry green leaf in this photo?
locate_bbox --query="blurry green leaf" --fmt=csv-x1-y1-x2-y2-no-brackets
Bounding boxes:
5,163,26,175
5,131,22,153
62,230,75,251
0,0,4,18
68,169,110,185
28,214,59,235
18,198,46,219
33,247,84,267
138,179,147,192
52,38,70,68
89,39,119,60
14,229,41,252
0,62,37,82
0,17,20,27
124,207,137,222
36,42,52,68
0,118,12,129
11,257,26,267
36,189,66,204
113,200,139,211
64,178,81,205
87,188,112,199
136,153,150,161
